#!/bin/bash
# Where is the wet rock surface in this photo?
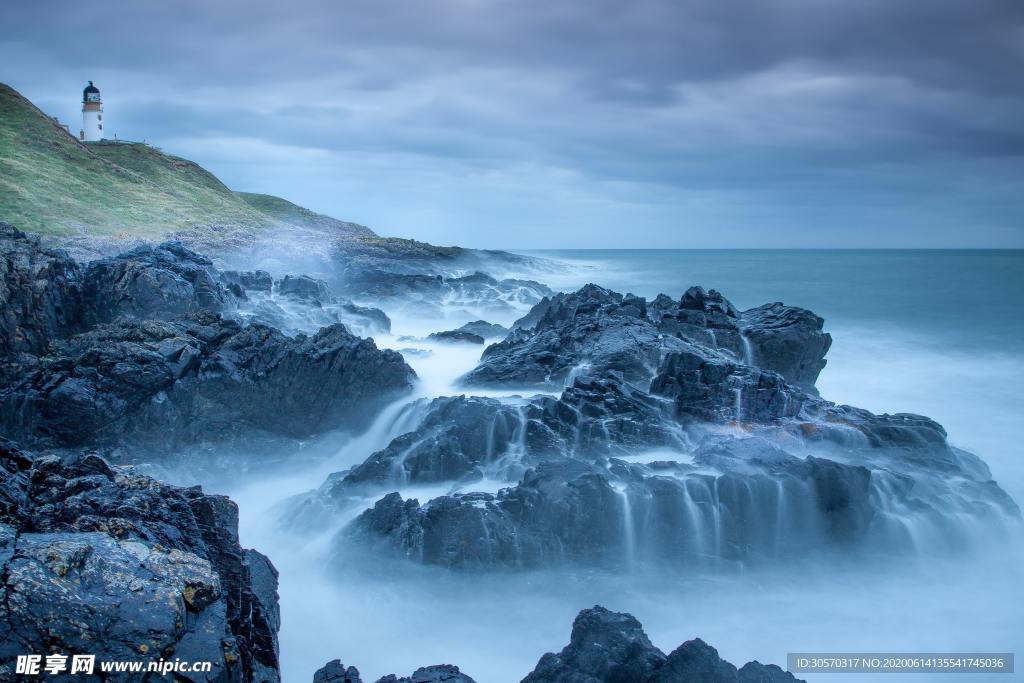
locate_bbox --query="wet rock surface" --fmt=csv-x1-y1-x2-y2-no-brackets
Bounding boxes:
0,311,414,454
427,329,485,344
0,224,83,358
305,283,1019,572
0,438,280,682
312,606,798,683
463,284,831,392
0,230,415,458
455,320,509,339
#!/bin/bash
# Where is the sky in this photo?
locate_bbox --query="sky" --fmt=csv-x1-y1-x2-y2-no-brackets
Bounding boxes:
3,0,1023,248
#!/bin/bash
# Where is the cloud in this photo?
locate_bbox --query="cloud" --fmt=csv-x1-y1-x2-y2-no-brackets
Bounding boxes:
3,0,1023,246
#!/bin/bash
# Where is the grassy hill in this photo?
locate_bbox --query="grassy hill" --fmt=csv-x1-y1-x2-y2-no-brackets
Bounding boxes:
0,82,372,242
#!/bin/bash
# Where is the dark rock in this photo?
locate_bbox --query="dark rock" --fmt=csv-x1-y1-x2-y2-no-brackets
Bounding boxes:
522,605,803,683
522,606,665,683
427,330,485,344
474,284,831,393
222,269,274,292
314,660,364,683
82,241,234,325
321,376,680,499
740,303,831,392
457,320,509,339
0,223,82,356
650,346,807,424
310,607,794,683
462,284,680,388
278,274,332,302
375,664,477,683
0,311,415,454
0,439,280,682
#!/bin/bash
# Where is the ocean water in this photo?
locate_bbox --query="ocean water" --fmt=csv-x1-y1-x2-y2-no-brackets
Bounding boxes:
222,249,1024,682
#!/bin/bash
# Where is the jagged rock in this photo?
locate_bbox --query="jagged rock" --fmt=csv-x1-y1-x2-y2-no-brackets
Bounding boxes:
0,223,82,356
470,284,830,393
341,423,1018,571
523,606,665,682
740,303,831,392
456,320,509,339
0,439,280,682
462,285,679,388
222,269,274,292
320,377,681,499
335,264,551,317
0,311,415,454
82,241,235,325
278,274,332,302
376,665,477,683
522,606,803,683
226,273,391,337
310,607,793,683
650,346,807,424
427,330,485,344
314,660,364,683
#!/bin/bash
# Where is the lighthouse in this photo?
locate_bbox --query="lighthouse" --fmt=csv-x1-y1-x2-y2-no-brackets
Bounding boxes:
80,81,103,141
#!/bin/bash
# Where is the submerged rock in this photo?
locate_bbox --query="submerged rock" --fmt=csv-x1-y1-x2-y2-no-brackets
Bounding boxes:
0,439,280,682
0,311,415,454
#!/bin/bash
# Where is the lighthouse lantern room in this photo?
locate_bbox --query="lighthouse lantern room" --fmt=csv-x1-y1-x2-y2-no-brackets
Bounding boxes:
80,81,103,141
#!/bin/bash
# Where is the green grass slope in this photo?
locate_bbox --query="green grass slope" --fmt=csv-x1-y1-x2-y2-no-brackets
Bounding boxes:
0,83,372,242
237,192,373,238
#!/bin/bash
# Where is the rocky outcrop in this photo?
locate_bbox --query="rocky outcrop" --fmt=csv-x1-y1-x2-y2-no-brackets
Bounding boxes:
462,285,676,388
319,377,682,501
230,273,392,338
523,606,801,683
427,330,485,344
82,241,236,325
0,224,82,357
0,439,280,681
464,284,830,393
740,303,831,393
336,266,552,319
0,311,415,454
456,320,509,339
312,662,476,683
311,606,794,683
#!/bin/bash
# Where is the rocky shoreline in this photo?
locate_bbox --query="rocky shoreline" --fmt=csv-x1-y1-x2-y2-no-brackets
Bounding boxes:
1,220,1019,681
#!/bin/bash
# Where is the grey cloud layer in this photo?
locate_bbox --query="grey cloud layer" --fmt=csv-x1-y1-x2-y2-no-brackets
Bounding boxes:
4,0,1023,246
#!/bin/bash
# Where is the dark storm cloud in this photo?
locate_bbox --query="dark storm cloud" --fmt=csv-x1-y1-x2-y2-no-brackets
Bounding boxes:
3,0,1023,246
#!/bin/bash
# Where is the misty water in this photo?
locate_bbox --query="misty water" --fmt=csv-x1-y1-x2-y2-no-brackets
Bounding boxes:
213,249,1023,682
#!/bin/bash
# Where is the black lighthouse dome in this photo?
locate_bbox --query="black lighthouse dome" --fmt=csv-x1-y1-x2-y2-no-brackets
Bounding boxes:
83,81,100,101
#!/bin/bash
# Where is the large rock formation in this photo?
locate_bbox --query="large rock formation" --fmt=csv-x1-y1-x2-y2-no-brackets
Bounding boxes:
312,284,1017,572
0,311,415,454
0,229,416,459
462,285,831,393
0,439,280,682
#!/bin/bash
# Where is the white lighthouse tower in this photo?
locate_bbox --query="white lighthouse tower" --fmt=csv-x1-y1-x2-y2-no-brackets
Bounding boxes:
80,81,103,141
